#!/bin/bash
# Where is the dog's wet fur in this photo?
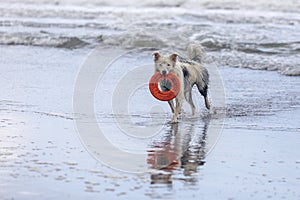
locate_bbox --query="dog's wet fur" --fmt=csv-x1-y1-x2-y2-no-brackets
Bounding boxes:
153,44,210,123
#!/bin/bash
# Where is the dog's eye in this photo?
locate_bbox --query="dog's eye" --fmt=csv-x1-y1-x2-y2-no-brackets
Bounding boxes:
159,64,162,66
167,64,171,66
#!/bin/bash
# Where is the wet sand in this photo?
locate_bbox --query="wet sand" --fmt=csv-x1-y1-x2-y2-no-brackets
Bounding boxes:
0,45,299,199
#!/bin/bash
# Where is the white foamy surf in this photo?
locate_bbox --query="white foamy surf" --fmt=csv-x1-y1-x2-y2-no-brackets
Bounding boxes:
0,0,300,75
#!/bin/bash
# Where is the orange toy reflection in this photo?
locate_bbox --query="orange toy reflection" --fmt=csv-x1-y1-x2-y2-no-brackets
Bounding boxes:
148,120,209,184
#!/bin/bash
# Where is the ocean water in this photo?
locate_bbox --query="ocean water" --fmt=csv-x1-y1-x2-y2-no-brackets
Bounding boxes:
0,0,300,75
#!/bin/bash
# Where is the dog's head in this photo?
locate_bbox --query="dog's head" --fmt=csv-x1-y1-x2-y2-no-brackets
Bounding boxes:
153,52,177,75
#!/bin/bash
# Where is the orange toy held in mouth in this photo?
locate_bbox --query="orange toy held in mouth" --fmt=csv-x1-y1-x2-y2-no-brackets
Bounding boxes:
149,72,180,101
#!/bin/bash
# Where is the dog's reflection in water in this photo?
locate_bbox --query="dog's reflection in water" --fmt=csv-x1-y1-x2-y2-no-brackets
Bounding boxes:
147,119,209,184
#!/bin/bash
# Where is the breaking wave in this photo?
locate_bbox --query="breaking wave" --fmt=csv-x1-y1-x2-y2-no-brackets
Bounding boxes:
0,34,89,49
0,0,300,76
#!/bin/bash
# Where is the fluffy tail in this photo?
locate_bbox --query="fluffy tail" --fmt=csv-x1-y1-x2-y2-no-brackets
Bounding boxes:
187,43,206,63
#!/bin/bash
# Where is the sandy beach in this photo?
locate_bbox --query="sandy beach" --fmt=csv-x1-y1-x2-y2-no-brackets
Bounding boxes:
1,1,300,199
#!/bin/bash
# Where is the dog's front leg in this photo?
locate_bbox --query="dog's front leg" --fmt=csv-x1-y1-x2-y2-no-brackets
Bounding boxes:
171,98,182,123
168,100,175,113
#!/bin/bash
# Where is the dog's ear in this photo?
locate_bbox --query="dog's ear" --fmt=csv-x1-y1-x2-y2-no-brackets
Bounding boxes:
153,52,160,62
170,53,178,63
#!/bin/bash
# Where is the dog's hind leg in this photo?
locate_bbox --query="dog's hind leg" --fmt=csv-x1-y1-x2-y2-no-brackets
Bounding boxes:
185,89,196,115
196,84,210,110
168,100,175,113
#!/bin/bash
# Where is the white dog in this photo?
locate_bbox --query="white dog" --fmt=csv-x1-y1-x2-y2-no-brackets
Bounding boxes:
153,44,210,123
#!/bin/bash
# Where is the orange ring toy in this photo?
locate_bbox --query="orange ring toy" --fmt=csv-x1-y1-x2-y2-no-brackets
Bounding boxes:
149,72,180,101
